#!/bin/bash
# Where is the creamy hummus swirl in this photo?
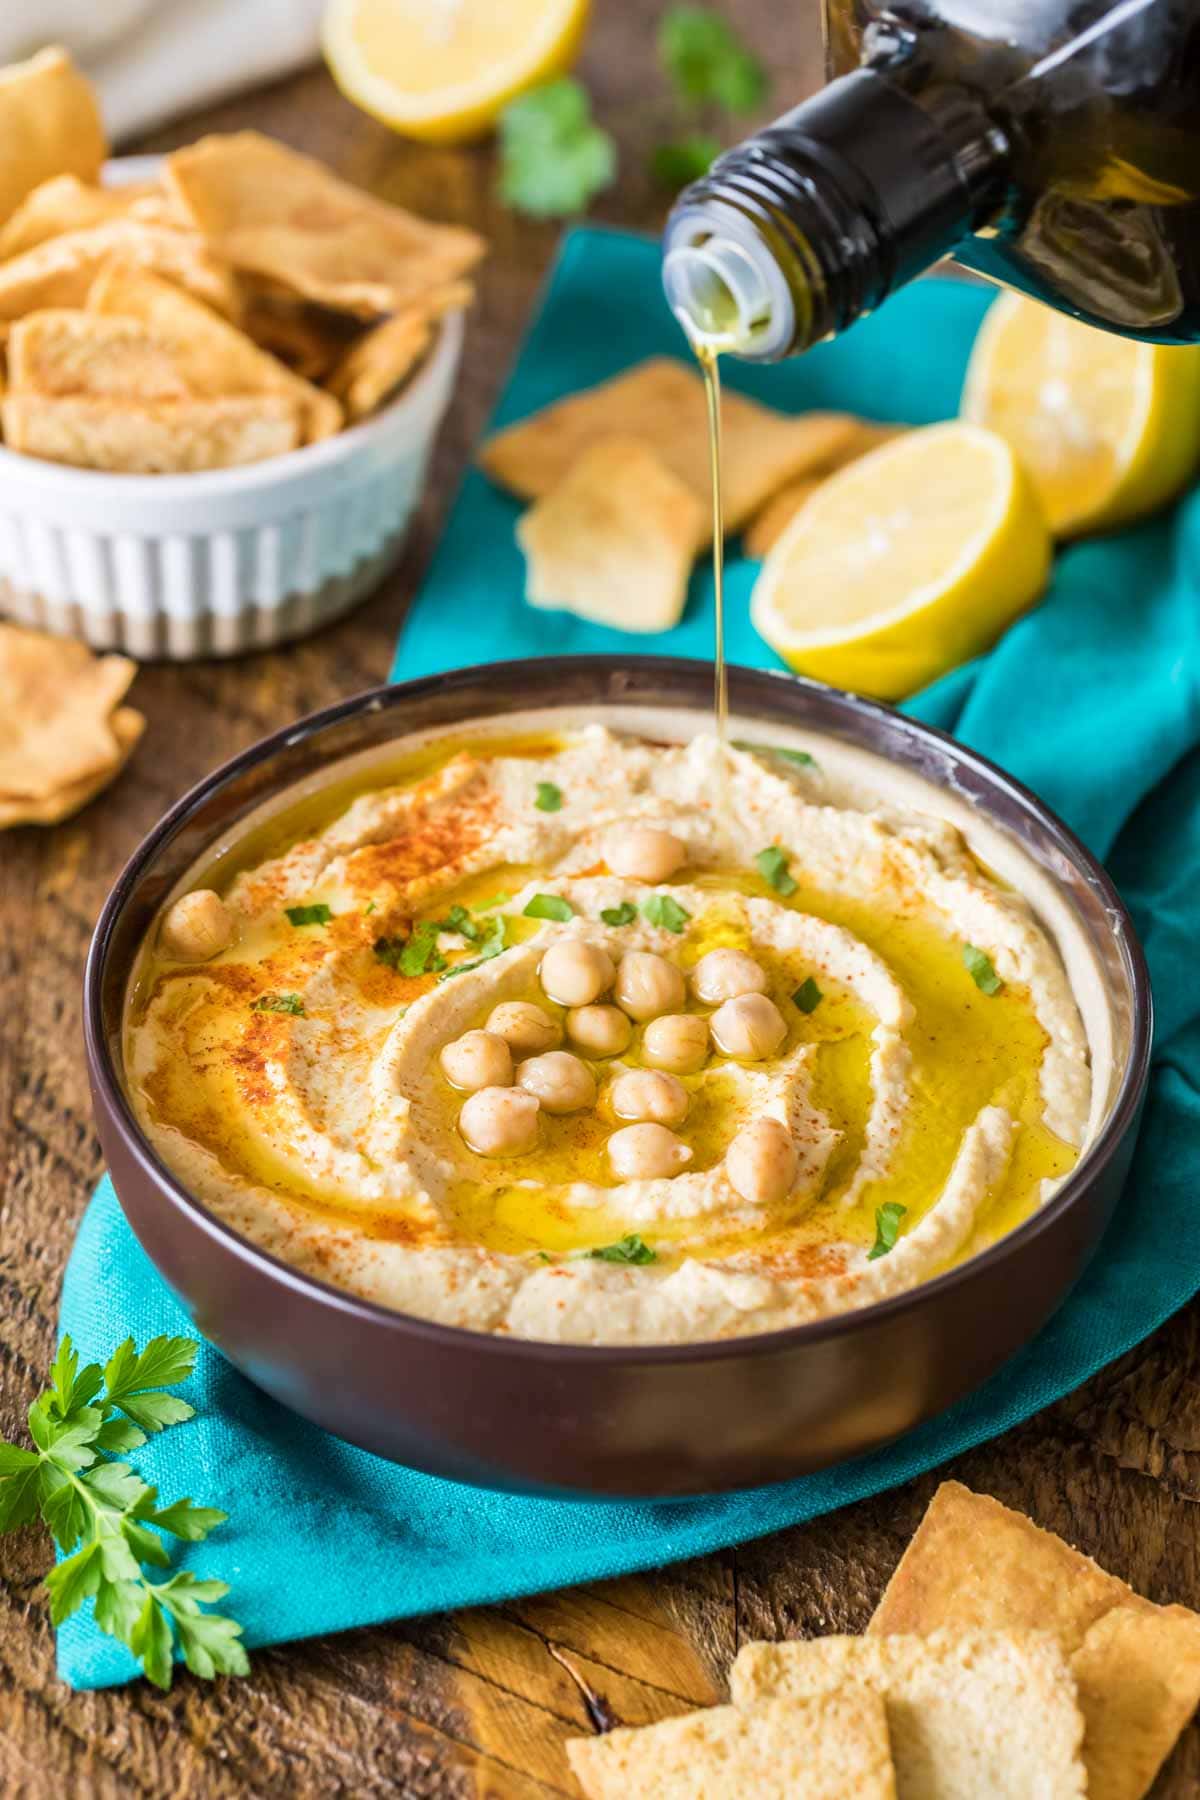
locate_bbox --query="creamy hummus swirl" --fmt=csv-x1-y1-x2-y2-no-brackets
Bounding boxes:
127,726,1095,1345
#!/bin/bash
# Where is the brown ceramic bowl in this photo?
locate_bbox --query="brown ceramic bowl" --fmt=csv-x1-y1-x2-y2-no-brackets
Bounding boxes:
84,658,1151,1498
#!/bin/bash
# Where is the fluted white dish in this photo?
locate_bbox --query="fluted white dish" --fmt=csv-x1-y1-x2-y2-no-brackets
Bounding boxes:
0,157,464,659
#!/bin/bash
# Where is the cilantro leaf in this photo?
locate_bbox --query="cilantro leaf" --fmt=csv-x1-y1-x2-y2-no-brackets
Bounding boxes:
600,902,638,927
659,6,768,114
641,894,691,933
793,977,823,1014
436,914,509,981
436,904,481,942
732,739,818,770
868,1202,908,1261
374,924,446,978
755,845,798,896
250,991,305,1016
498,78,616,220
963,944,1003,996
524,893,575,922
0,1332,246,1690
534,781,564,813
284,903,331,927
588,1235,657,1265
650,133,723,190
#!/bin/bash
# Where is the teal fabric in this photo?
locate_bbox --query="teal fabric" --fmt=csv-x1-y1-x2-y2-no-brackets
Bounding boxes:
58,228,1200,1689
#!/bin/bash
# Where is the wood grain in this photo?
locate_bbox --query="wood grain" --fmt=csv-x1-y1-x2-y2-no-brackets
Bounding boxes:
1,5,1197,1795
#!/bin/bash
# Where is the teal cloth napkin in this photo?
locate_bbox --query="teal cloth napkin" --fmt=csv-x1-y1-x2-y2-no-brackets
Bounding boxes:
58,228,1200,1689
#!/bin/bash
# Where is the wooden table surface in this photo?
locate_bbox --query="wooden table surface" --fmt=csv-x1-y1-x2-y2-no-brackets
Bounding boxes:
2,5,1197,1794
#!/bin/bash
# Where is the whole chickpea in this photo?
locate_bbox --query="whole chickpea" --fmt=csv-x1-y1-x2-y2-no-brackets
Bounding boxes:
516,1050,597,1114
160,889,235,961
608,1122,693,1181
486,1001,562,1056
711,993,787,1061
726,1117,798,1207
609,1069,689,1128
613,951,686,1022
567,1004,633,1058
691,947,768,1006
459,1087,540,1157
605,825,687,884
642,1013,709,1075
539,940,615,1008
440,1031,513,1093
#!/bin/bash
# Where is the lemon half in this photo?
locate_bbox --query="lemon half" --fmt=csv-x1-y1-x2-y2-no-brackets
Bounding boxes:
750,421,1051,701
322,0,591,144
962,291,1200,537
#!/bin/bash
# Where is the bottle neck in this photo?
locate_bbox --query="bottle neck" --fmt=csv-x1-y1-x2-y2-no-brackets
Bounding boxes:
663,69,1008,360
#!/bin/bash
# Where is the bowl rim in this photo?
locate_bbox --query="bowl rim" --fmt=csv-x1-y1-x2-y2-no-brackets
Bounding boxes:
85,655,1154,1366
0,148,465,502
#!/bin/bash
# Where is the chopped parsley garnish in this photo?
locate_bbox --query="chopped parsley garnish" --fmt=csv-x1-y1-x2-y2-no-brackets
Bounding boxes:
733,739,818,770
588,1235,657,1266
641,893,691,933
755,845,798,896
437,915,508,980
868,1202,908,1261
536,1250,553,1264
374,925,446,978
534,781,564,813
436,904,481,942
477,891,512,910
601,901,638,927
250,992,305,1015
524,893,575,922
497,77,616,221
793,977,823,1014
963,944,1003,996
650,133,723,191
284,902,331,927
364,900,377,915
659,4,768,114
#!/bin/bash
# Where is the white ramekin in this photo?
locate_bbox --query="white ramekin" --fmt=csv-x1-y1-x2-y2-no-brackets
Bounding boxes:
0,159,464,659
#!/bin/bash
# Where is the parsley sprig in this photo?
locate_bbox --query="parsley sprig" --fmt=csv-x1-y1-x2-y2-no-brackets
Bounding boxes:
652,6,769,192
498,78,616,220
0,1334,246,1690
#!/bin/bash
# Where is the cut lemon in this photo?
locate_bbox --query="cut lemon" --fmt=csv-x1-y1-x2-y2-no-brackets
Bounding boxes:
322,0,591,144
750,422,1051,701
962,291,1200,537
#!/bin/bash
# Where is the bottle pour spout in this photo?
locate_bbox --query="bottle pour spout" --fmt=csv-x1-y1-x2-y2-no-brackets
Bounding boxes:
662,216,795,360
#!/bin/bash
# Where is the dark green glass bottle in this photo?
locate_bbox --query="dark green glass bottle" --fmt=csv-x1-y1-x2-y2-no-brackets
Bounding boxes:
663,0,1200,359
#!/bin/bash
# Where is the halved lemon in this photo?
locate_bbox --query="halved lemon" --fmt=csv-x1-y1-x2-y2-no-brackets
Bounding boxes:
322,0,591,144
962,291,1200,537
750,421,1051,701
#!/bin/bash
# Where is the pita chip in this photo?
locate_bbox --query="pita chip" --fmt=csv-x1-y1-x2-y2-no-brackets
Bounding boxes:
744,422,908,556
0,623,139,810
325,283,471,420
566,1690,896,1800
165,131,485,317
88,262,341,440
869,1481,1200,1800
0,175,176,261
240,294,357,381
480,358,864,532
9,310,192,401
517,437,705,633
0,220,240,323
3,391,300,473
0,48,106,226
0,707,144,828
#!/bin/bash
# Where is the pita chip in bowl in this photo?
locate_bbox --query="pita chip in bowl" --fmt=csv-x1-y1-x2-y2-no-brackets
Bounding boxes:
0,624,143,828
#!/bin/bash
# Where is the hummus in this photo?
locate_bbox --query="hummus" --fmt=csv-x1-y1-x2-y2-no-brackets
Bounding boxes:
126,719,1103,1346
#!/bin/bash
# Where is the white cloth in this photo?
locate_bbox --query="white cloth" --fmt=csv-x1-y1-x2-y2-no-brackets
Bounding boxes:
0,0,325,142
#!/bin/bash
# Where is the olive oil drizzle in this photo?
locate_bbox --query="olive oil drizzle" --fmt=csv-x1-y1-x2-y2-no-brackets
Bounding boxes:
696,341,733,832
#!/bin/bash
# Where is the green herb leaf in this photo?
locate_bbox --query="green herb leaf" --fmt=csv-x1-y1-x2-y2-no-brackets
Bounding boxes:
659,5,768,114
498,78,617,220
641,893,691,934
962,944,1003,996
793,977,823,1014
0,1333,245,1689
600,902,638,927
868,1202,908,1261
284,903,331,927
754,845,798,896
436,914,509,980
588,1235,657,1266
250,991,305,1016
477,891,512,910
364,899,377,915
523,893,575,923
650,133,722,190
732,739,818,770
534,781,564,813
374,925,446,978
